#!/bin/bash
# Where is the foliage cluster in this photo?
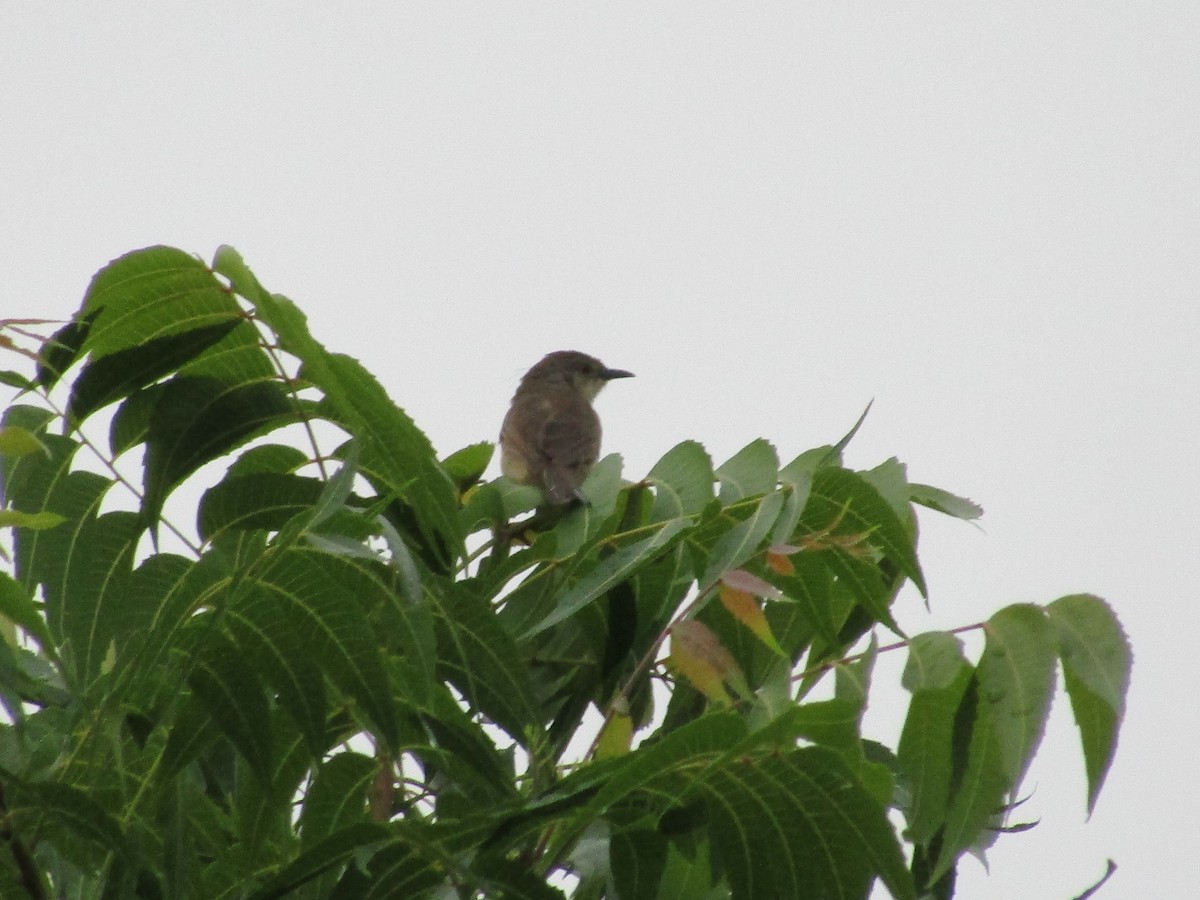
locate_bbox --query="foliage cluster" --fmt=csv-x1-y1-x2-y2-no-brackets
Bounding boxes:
0,247,1130,899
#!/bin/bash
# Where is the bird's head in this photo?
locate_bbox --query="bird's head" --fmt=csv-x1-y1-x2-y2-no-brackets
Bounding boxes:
523,350,634,401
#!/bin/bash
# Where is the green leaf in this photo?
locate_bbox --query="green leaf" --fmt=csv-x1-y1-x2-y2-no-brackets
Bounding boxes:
697,490,784,592
8,778,127,856
119,551,229,709
933,675,1009,882
898,631,973,844
551,454,627,556
421,686,522,801
213,246,462,572
0,509,66,530
580,711,747,817
235,548,400,750
230,443,310,476
648,440,715,521
188,625,274,782
67,319,241,423
143,375,294,528
0,425,46,458
36,314,94,388
198,472,326,542
1047,594,1131,814
245,822,389,900
334,828,448,897
442,441,494,491
978,604,1057,795
298,752,377,848
861,457,916,531
79,245,243,359
656,840,724,900
0,571,54,651
802,466,927,596
828,399,874,459
909,483,984,520
771,554,840,647
700,747,914,900
715,439,778,504
0,369,34,391
931,607,1058,882
306,441,360,530
610,828,668,900
769,474,811,547
434,584,541,743
523,518,690,638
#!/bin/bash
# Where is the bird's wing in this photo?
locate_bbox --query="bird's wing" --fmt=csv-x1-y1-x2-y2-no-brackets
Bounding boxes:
538,400,601,503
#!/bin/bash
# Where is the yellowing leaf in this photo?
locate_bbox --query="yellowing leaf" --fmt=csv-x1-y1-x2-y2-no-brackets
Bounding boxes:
721,568,781,598
767,543,801,575
596,708,634,759
0,510,66,530
0,426,47,458
669,619,740,705
719,582,785,656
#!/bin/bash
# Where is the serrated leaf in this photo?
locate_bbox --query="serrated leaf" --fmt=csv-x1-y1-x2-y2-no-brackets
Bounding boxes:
1047,594,1131,814
770,553,841,647
909,483,984,520
23,497,142,688
308,442,361,531
933,676,1010,882
610,828,668,900
715,439,778,504
434,585,541,743
656,841,723,900
198,472,325,542
648,440,715,521
830,400,874,457
146,376,294,524
861,457,915,530
230,443,309,476
68,319,241,423
188,625,274,782
898,631,973,843
802,466,926,597
79,246,242,359
698,746,914,900
233,548,400,750
523,517,690,638
978,604,1056,796
213,246,462,572
578,711,747,817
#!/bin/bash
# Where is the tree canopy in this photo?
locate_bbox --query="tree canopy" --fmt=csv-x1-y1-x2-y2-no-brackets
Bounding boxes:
0,246,1130,899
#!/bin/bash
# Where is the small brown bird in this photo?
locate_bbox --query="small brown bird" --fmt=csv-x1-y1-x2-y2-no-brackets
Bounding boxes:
500,351,634,504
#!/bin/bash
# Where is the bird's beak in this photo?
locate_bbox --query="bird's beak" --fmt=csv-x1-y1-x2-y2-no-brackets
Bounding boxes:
602,367,635,381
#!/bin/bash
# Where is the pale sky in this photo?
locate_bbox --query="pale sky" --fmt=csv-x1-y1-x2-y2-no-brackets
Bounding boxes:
3,5,1197,898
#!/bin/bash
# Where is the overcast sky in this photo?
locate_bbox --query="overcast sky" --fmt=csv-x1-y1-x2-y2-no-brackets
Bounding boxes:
4,5,1197,898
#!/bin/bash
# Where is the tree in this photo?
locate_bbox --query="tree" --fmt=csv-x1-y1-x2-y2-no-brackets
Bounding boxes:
0,246,1130,899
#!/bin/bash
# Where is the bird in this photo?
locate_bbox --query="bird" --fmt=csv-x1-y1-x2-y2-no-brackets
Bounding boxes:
499,350,634,505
